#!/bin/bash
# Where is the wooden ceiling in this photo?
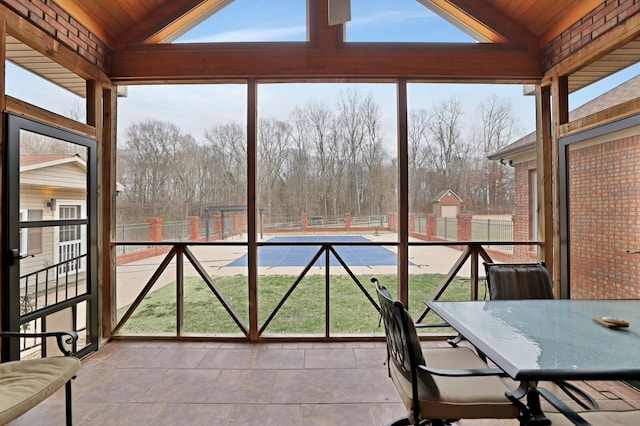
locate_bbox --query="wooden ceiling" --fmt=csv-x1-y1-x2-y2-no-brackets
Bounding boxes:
52,0,604,49
6,0,639,97
53,0,232,47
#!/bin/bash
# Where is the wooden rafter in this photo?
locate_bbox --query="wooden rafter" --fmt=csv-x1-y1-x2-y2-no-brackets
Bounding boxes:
115,0,231,47
423,0,537,47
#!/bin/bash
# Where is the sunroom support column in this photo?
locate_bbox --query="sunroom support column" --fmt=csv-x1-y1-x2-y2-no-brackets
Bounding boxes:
0,18,6,328
397,79,409,305
247,79,258,340
100,86,117,340
535,84,553,281
551,75,569,298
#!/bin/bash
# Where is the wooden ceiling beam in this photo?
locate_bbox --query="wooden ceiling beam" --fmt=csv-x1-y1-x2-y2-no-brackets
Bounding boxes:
115,0,230,47
111,42,541,82
425,0,537,47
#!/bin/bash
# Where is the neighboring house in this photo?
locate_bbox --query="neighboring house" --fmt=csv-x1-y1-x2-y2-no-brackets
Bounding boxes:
488,74,640,299
432,189,462,217
20,153,88,278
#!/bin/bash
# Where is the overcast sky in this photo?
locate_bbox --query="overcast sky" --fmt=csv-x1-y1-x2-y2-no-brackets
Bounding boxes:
5,0,639,148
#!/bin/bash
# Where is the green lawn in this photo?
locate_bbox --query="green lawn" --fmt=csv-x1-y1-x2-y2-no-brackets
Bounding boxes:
118,274,486,334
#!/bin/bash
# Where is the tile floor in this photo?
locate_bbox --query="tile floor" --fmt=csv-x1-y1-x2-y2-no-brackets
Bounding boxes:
9,340,640,425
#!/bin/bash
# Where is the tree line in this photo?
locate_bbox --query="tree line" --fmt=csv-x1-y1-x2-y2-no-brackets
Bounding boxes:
115,89,519,224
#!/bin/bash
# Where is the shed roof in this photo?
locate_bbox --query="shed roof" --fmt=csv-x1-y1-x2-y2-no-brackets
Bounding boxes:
433,189,462,203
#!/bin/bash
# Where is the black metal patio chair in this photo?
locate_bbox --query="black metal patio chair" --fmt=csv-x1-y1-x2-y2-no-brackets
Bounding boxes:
372,277,521,425
484,262,599,410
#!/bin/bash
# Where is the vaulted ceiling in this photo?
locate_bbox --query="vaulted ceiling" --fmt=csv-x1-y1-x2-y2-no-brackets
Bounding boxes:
5,0,639,97
52,0,603,49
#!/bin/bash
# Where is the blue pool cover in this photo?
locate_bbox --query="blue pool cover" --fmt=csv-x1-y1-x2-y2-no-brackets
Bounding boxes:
226,235,403,267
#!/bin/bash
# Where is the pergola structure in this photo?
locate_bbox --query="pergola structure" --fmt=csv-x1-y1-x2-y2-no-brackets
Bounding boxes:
1,0,640,351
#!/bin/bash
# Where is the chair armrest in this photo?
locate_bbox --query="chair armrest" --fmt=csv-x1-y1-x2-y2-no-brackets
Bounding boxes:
418,364,508,377
0,331,78,356
533,386,591,426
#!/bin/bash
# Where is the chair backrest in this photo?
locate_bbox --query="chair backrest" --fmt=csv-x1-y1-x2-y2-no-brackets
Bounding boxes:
484,262,554,300
373,279,439,402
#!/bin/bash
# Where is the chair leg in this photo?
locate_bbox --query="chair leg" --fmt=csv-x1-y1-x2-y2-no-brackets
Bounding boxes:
65,380,72,426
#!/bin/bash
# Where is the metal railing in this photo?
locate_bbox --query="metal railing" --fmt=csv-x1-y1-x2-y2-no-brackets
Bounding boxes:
18,255,89,356
472,219,513,251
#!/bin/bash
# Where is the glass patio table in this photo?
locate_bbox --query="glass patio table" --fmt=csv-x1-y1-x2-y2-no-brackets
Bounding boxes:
427,299,640,424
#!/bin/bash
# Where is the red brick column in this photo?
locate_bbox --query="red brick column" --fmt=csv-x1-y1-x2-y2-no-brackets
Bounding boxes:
512,214,530,262
388,212,397,231
187,216,199,241
457,214,472,241
408,213,415,234
146,217,163,241
232,214,239,235
426,214,435,239
302,212,308,230
214,214,222,239
345,212,351,230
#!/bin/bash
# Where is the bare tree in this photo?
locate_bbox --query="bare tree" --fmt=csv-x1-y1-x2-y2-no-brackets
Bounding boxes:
286,106,314,215
336,88,368,215
119,119,192,220
305,101,340,217
477,95,518,212
257,117,291,219
203,122,247,206
408,109,431,211
426,98,466,196
358,92,386,214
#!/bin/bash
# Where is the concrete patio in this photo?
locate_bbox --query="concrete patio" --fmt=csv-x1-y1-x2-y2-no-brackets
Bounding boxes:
10,340,640,425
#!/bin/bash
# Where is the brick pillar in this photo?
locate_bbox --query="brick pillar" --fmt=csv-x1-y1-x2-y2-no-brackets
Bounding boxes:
187,216,199,241
388,212,397,231
214,214,222,239
232,214,239,235
345,212,351,230
146,217,163,241
426,214,435,239
409,213,415,234
457,214,472,241
302,212,308,230
512,214,530,262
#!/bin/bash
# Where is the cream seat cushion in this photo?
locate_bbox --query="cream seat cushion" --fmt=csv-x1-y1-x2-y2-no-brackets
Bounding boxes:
390,347,519,420
0,356,80,424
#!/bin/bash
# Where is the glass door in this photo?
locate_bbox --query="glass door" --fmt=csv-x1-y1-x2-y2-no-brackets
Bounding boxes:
2,113,98,360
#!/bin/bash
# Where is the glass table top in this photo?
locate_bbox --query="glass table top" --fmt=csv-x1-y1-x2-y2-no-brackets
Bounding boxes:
427,299,640,381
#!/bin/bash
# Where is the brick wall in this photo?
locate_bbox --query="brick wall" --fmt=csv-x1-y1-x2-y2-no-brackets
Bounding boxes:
542,0,640,70
512,160,538,262
569,134,640,299
2,0,112,73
